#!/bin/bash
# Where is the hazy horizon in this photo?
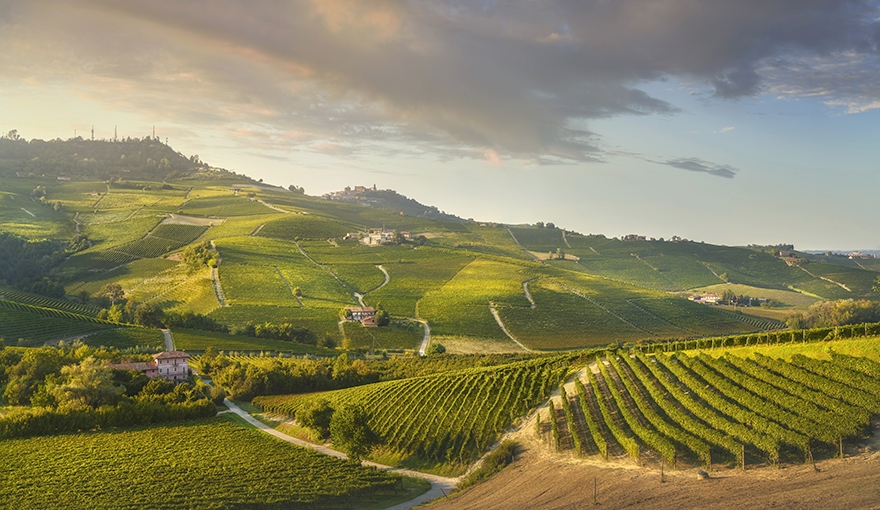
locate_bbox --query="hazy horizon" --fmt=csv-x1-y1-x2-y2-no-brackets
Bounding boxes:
2,1,878,250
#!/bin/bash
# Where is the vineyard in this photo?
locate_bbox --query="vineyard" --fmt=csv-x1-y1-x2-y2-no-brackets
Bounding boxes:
0,299,114,345
541,350,880,469
256,214,353,240
0,417,413,509
255,356,574,475
0,286,100,316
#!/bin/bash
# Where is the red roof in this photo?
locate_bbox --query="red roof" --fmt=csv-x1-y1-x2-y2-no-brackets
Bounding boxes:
109,361,157,371
152,351,191,360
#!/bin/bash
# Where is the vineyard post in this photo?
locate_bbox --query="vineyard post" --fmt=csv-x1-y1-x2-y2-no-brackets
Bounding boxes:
660,456,665,483
593,476,598,506
741,444,745,471
839,436,844,459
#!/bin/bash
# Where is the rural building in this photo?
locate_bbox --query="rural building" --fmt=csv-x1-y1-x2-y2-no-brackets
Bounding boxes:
350,306,376,322
108,351,191,382
688,293,720,305
153,351,191,381
364,228,396,245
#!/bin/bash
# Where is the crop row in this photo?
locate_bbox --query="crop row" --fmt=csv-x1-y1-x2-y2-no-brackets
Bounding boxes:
0,418,405,509
547,350,880,469
255,356,572,472
0,286,101,316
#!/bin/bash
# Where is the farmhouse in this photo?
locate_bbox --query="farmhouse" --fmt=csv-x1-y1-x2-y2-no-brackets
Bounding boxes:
688,293,720,305
364,228,396,245
350,306,376,322
108,351,191,382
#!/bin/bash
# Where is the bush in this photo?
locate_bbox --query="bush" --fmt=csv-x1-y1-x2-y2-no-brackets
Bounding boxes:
426,343,446,356
458,441,518,490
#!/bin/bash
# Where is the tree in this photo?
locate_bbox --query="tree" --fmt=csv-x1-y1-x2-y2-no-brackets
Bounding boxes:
98,283,124,306
296,399,335,439
50,357,122,408
133,303,164,328
329,404,379,462
426,343,446,355
375,309,390,327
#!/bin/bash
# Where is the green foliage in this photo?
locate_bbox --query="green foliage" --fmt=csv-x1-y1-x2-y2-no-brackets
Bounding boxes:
181,241,216,272
330,403,380,462
426,342,446,355
457,440,518,490
0,418,405,509
296,398,334,438
255,356,572,473
785,299,880,329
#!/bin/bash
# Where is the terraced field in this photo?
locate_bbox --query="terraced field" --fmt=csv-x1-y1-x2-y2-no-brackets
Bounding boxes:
257,214,353,240
255,356,574,475
544,349,880,468
418,258,538,340
342,321,424,351
0,303,113,345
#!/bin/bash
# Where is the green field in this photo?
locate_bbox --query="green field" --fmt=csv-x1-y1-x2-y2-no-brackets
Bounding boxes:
691,283,820,309
341,321,424,351
80,327,166,350
544,347,880,469
255,356,573,475
0,417,415,509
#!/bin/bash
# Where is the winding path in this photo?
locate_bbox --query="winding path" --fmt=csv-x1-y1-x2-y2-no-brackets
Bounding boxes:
507,228,541,262
522,278,539,309
488,302,532,352
799,265,852,292
222,399,457,509
416,320,432,356
257,199,291,214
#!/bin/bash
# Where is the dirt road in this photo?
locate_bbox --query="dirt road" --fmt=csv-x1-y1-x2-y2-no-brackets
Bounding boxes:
222,399,457,509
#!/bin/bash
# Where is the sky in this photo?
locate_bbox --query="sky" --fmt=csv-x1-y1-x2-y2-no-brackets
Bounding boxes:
0,0,878,250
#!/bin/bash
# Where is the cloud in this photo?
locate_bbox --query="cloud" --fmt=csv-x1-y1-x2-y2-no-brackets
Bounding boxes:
721,126,735,133
0,1,878,162
657,158,739,179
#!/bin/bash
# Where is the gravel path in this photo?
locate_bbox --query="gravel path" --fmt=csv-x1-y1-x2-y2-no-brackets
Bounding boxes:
488,302,532,352
161,328,174,350
416,320,432,356
222,399,458,509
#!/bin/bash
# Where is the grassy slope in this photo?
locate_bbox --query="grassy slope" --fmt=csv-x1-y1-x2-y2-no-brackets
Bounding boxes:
0,417,413,509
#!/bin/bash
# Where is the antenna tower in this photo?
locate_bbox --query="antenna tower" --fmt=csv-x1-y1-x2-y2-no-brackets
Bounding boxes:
114,126,117,142
91,126,94,141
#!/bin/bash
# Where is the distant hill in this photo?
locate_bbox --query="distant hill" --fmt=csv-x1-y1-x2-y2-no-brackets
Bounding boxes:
322,185,464,223
0,134,241,182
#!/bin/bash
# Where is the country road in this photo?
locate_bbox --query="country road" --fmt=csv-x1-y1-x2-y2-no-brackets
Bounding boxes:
161,328,174,350
222,399,458,509
416,320,432,356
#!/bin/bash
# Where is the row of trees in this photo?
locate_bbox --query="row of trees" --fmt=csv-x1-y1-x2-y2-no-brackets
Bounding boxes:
0,232,68,298
199,352,380,401
785,299,880,329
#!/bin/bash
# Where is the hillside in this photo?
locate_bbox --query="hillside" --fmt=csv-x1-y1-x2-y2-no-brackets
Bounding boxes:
323,185,464,222
0,137,877,353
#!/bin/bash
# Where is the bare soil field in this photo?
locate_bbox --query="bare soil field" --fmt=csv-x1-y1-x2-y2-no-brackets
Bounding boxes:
427,418,880,510
427,449,880,509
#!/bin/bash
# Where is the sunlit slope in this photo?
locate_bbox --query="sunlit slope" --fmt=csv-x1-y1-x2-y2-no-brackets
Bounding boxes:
255,356,573,475
502,226,879,298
